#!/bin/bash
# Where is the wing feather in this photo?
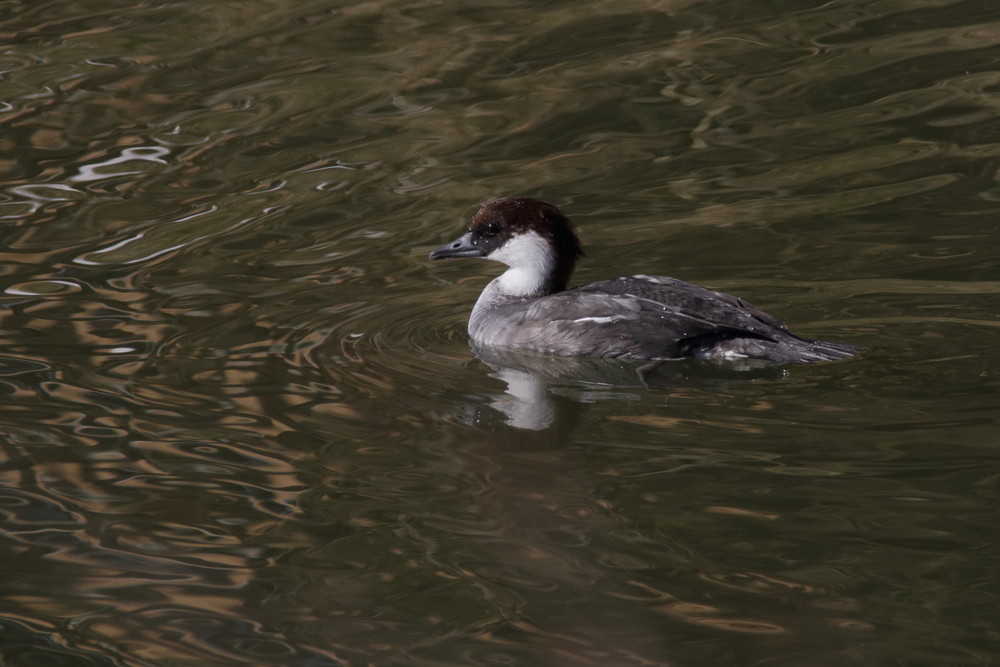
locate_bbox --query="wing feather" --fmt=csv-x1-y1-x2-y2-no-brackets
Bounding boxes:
486,276,787,359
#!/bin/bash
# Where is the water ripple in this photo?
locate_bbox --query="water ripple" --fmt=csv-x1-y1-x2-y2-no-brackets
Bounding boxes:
1,0,999,665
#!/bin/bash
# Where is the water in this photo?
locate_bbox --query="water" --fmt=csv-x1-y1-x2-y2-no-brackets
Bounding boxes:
1,0,999,664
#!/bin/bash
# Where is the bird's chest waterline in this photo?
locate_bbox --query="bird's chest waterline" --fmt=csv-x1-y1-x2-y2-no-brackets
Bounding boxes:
468,284,522,347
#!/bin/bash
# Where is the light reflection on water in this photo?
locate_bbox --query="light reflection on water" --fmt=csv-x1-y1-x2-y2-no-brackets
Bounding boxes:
1,0,1000,665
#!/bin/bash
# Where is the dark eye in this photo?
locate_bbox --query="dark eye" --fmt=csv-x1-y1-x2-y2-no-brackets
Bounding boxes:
483,222,500,236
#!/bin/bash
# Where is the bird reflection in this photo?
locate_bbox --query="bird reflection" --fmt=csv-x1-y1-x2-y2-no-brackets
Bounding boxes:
467,343,792,431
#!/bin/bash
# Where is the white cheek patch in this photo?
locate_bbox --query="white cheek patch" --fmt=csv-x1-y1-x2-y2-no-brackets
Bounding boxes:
487,231,556,297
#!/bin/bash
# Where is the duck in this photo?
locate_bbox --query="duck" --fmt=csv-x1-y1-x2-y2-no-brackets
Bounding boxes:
429,197,855,363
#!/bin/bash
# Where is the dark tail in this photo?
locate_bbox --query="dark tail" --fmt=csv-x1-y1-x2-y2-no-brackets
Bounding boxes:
790,337,857,363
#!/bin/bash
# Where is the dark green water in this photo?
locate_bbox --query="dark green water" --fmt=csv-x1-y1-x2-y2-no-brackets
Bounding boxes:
2,0,999,665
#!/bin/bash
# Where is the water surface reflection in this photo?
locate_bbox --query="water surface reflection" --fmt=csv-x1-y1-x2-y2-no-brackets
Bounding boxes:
1,0,1000,665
